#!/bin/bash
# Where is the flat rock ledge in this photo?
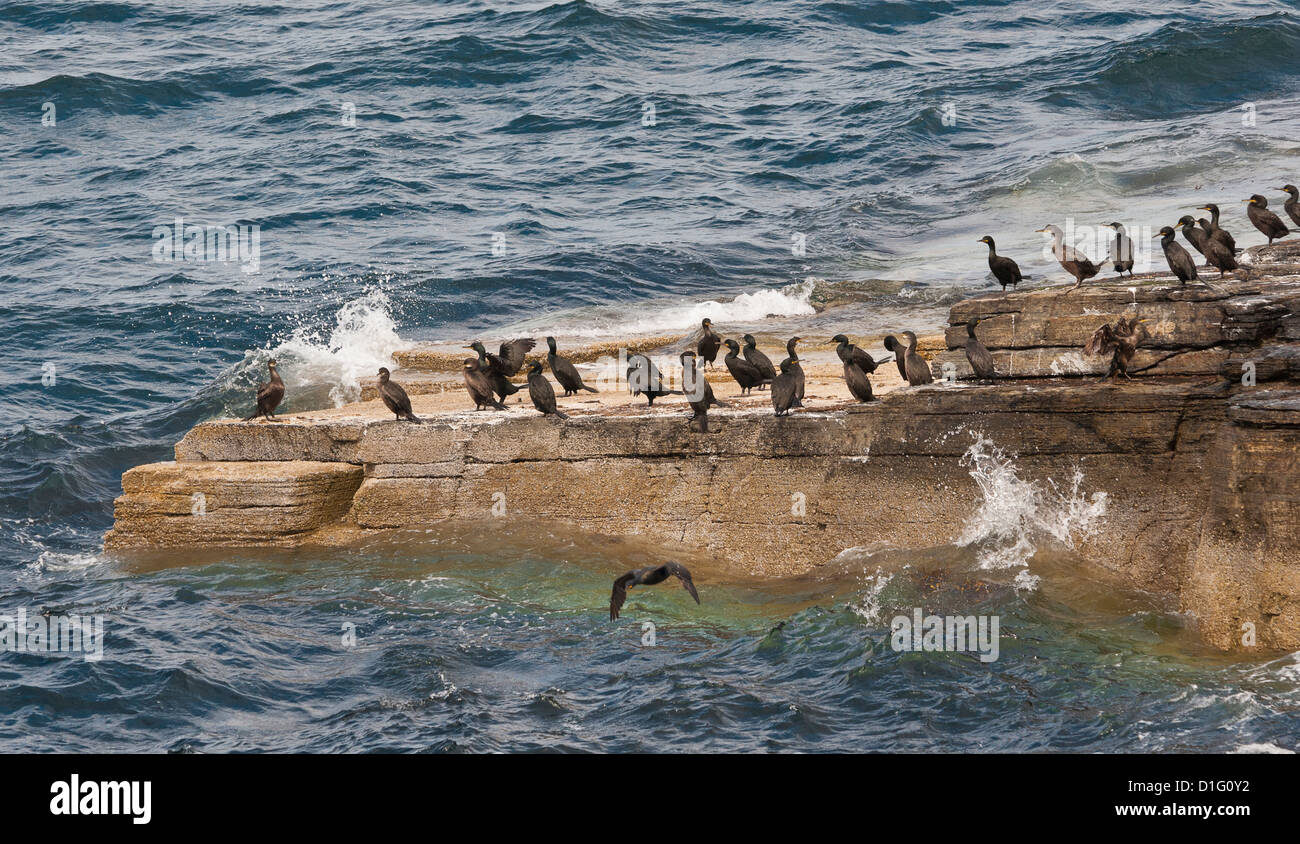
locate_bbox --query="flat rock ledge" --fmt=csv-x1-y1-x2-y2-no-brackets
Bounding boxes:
106,245,1300,652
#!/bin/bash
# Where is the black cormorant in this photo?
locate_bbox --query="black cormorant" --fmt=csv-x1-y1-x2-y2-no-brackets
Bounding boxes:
901,331,934,385
1279,185,1300,228
742,334,777,386
462,358,506,410
1245,194,1290,244
723,338,769,395
680,351,728,433
881,335,909,381
627,353,679,406
1197,204,1238,253
546,336,597,396
1192,220,1240,279
831,334,879,374
525,361,568,420
1177,215,1209,256
377,367,420,422
1036,224,1101,290
964,319,995,380
610,561,699,620
1155,225,1197,284
842,359,875,402
244,359,285,421
783,337,805,404
1084,316,1149,380
468,338,535,400
1104,223,1134,277
696,318,722,370
977,236,1023,292
770,358,801,417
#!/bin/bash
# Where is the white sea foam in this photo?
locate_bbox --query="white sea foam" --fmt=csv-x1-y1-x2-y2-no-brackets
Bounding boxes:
957,434,1108,570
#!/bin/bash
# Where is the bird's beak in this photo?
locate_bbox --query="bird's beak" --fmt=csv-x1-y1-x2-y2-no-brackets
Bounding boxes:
1151,233,1163,239
1242,199,1254,203
1034,227,1047,233
1196,206,1210,211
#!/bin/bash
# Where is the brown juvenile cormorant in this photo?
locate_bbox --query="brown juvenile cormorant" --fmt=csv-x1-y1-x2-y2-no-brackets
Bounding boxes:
1197,204,1237,253
696,318,722,370
545,336,597,396
1085,316,1149,380
722,338,769,394
881,336,909,381
468,338,535,401
1036,224,1100,290
462,358,507,410
770,358,801,417
680,351,728,433
784,337,805,404
842,359,875,402
525,361,568,420
244,359,285,421
1155,225,1197,284
627,353,679,406
1245,194,1290,244
831,334,879,375
964,319,995,380
610,560,699,620
901,330,934,385
1279,185,1300,228
377,367,420,422
1104,223,1134,277
741,334,777,386
977,236,1023,292
1176,215,1209,256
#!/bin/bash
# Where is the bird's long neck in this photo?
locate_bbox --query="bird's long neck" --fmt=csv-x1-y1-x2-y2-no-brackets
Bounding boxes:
985,242,997,258
786,342,798,360
270,369,283,385
1208,207,1221,225
836,338,850,356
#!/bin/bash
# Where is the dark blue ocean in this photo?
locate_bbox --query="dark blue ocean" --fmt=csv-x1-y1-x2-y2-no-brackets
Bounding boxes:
3,0,1300,752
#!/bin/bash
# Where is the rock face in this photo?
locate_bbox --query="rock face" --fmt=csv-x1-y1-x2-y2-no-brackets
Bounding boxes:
105,245,1300,651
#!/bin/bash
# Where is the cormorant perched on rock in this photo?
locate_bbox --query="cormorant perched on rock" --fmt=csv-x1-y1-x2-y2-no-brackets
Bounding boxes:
1037,224,1101,290
1156,225,1197,284
1176,215,1209,256
770,358,801,417
1197,204,1237,253
680,351,728,433
977,236,1023,292
468,338,535,401
881,335,909,381
462,358,506,410
1084,316,1149,380
696,318,722,370
1104,223,1134,277
545,336,597,396
524,361,568,420
377,367,420,422
1193,220,1241,279
244,359,285,421
723,338,769,395
842,358,875,402
901,331,934,385
964,319,995,380
610,560,699,620
783,337,805,404
742,334,777,386
831,334,879,375
1279,185,1300,228
1245,194,1290,244
627,353,679,406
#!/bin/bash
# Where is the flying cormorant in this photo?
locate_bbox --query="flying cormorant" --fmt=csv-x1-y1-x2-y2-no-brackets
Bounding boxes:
546,336,597,396
1197,204,1237,253
770,358,801,417
244,359,285,421
1245,194,1290,244
1280,185,1300,228
881,336,909,381
831,334,879,375
723,338,769,395
1104,223,1134,277
680,350,728,433
1036,224,1101,290
462,358,507,410
524,361,568,420
696,318,722,370
627,353,679,406
1156,225,1198,284
742,334,777,386
610,560,699,621
1176,214,1209,256
377,367,420,422
964,319,995,380
977,236,1023,292
901,331,934,385
1084,316,1149,380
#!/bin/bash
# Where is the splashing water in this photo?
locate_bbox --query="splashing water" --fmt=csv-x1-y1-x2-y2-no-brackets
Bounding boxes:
957,434,1108,571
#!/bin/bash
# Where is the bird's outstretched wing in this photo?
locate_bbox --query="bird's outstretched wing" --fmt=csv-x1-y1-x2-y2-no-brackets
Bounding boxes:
1084,323,1117,357
610,572,636,620
665,561,700,605
498,339,537,375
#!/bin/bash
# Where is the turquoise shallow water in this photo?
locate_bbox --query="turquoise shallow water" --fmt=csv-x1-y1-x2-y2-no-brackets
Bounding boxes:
2,0,1300,751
